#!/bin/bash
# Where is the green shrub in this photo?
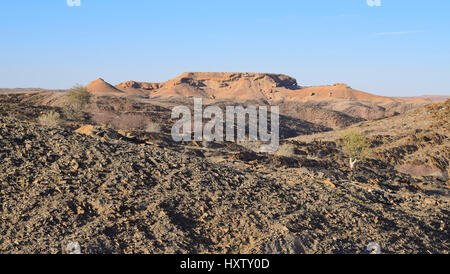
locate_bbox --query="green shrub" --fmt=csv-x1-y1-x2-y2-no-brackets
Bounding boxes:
38,111,61,127
340,129,371,169
63,85,92,119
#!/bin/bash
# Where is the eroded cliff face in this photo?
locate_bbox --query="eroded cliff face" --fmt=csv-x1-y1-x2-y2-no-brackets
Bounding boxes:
116,81,161,91
163,72,298,90
113,72,397,103
83,73,431,128
115,72,299,101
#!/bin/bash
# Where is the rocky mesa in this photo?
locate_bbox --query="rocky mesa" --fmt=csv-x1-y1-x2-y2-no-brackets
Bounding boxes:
100,72,416,104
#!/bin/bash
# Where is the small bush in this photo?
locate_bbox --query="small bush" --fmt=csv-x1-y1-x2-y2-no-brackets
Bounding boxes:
274,143,296,157
340,129,371,169
38,111,61,127
145,121,161,133
63,85,92,119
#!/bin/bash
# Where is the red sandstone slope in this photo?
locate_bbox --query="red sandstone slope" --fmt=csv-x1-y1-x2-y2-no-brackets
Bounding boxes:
111,73,404,103
86,78,124,96
88,73,444,107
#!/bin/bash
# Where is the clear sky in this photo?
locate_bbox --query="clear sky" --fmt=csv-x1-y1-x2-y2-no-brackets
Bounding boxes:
1,0,449,96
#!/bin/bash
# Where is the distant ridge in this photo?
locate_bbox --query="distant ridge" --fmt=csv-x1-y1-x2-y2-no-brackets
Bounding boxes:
271,83,396,103
396,95,450,102
109,72,396,102
85,73,446,103
0,88,66,93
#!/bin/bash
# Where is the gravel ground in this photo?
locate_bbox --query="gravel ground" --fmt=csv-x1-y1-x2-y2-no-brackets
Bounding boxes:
0,95,448,254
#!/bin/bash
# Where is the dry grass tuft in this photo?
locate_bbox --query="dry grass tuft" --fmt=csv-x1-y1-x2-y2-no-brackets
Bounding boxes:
274,143,296,157
38,111,61,127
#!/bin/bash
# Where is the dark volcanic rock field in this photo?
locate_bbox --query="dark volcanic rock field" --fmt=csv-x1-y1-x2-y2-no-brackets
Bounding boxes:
0,94,448,254
0,117,448,254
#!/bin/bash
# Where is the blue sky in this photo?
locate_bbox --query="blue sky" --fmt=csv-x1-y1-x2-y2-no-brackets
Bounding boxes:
1,0,449,96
